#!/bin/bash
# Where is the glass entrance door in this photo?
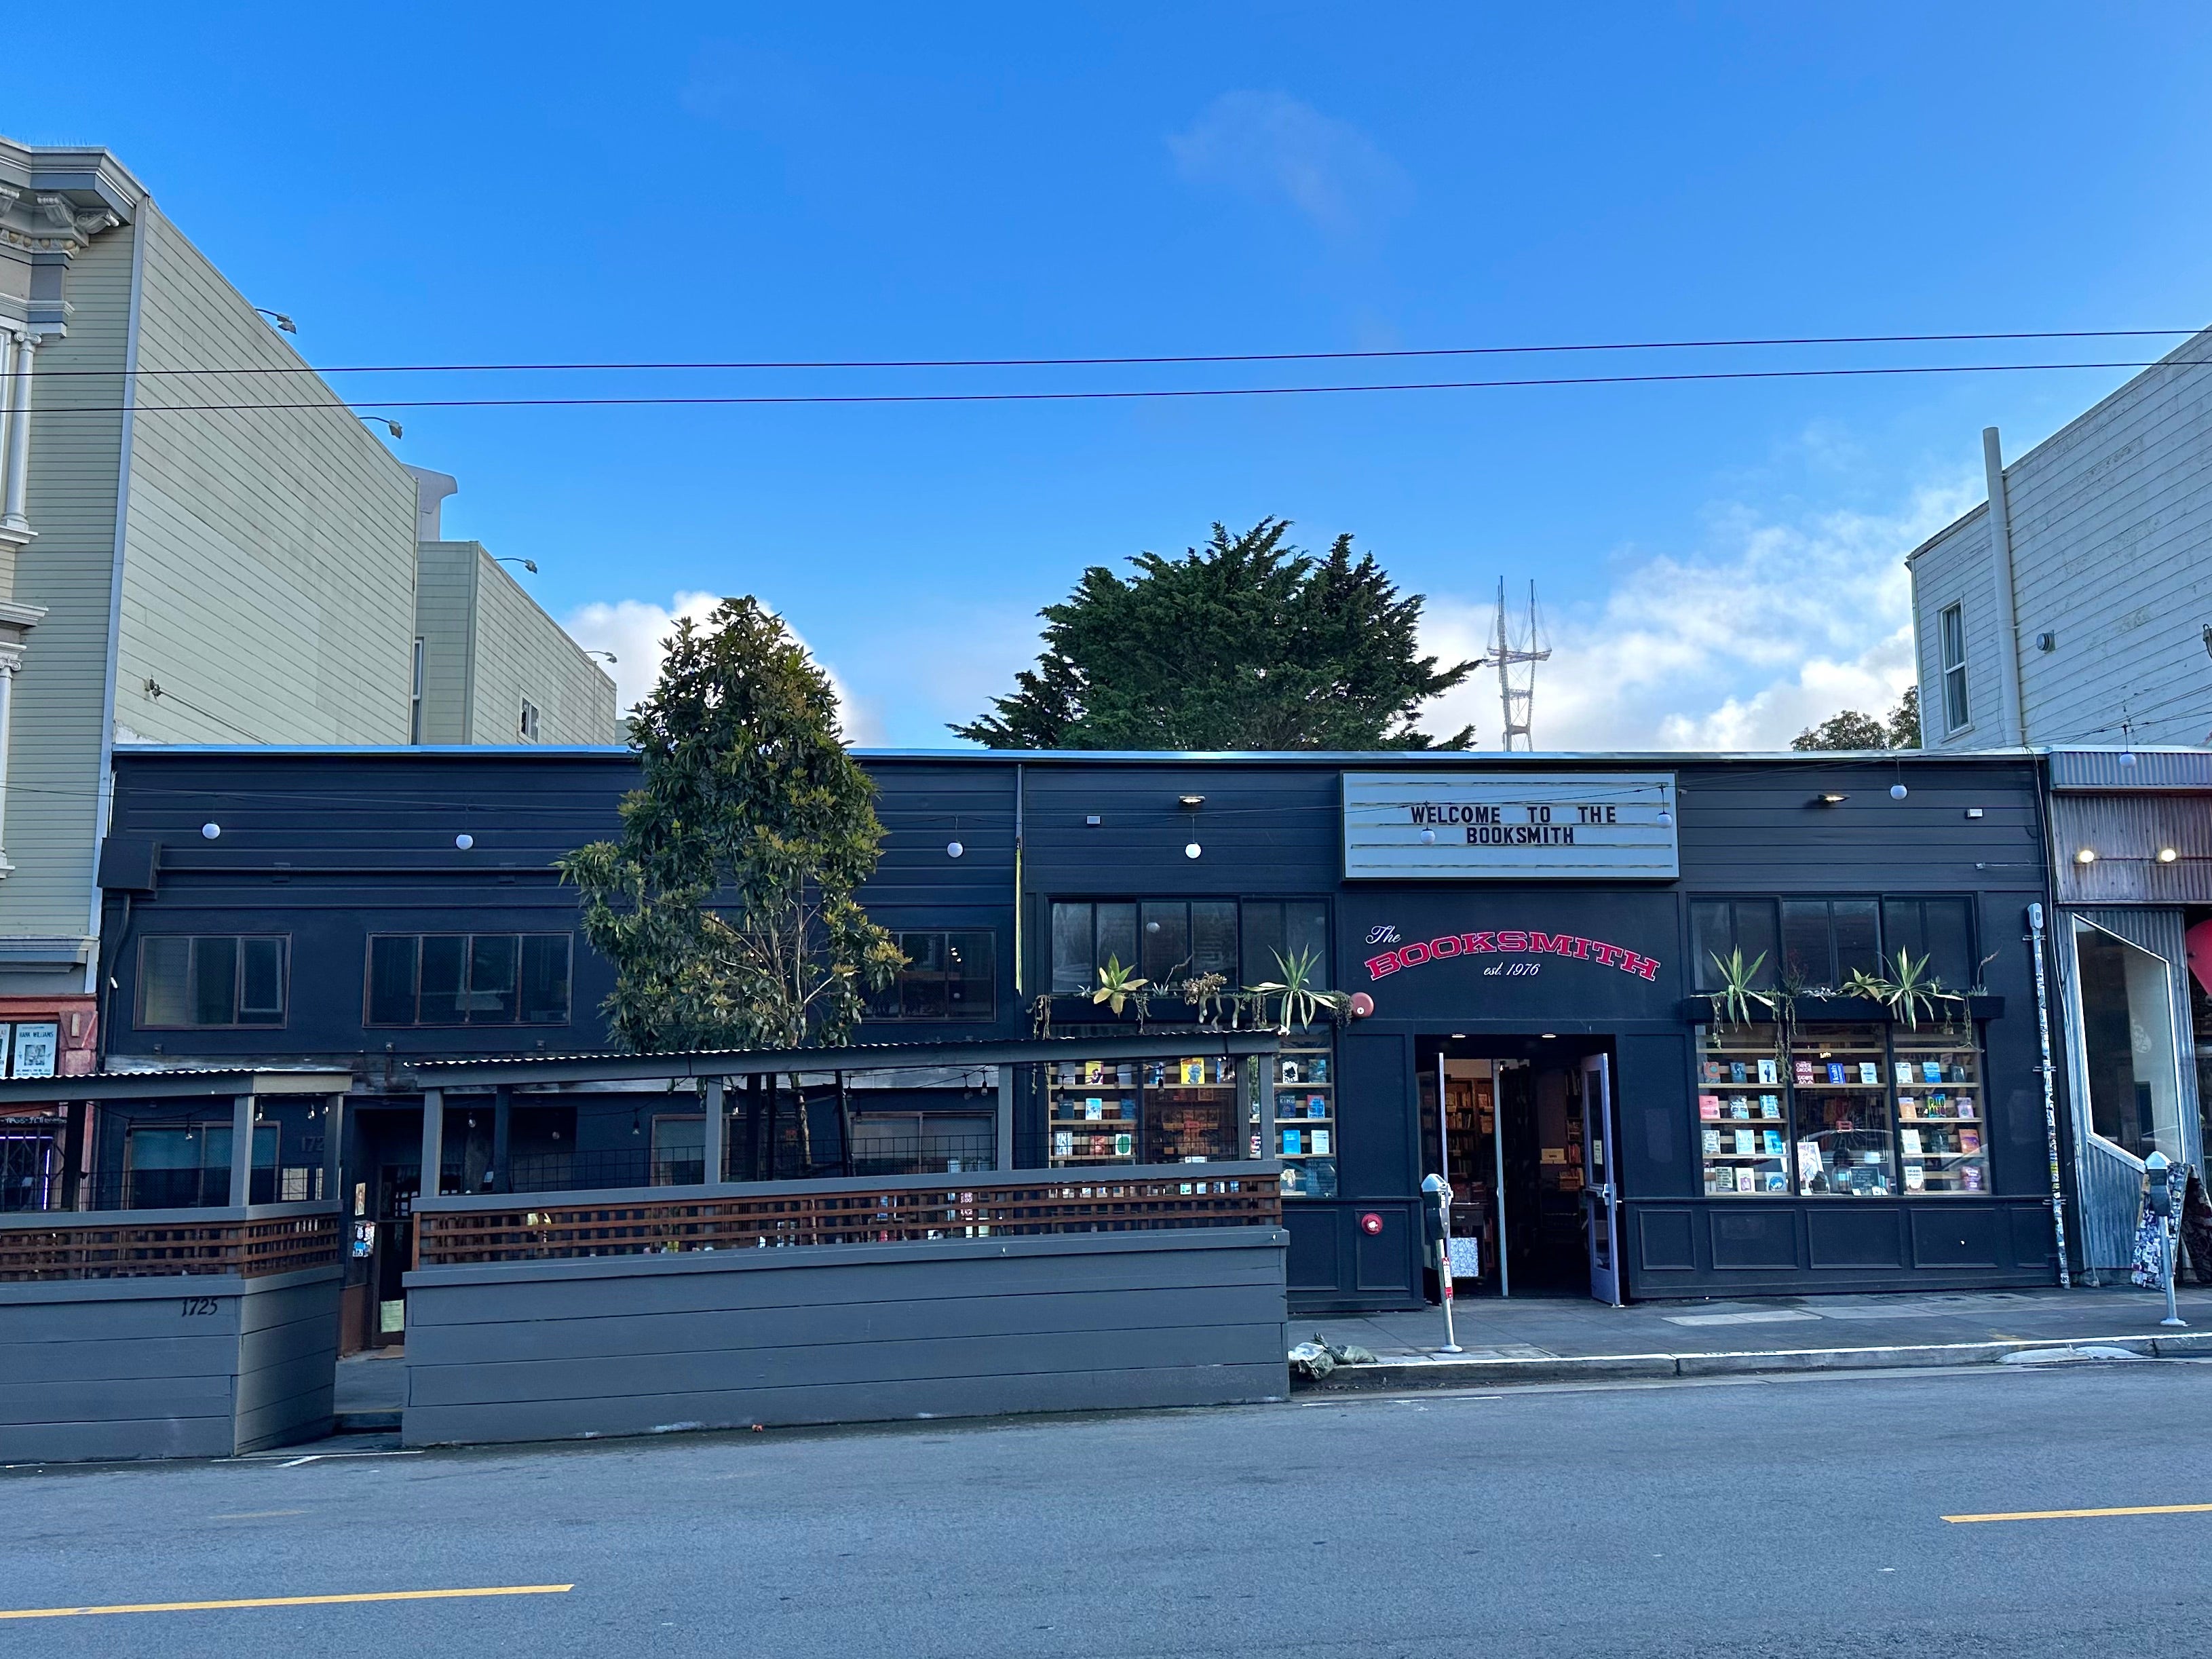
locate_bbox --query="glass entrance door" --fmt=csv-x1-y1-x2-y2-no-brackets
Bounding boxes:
1581,1052,1621,1305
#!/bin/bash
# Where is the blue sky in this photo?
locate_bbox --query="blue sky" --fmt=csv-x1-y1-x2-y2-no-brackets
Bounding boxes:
15,3,2212,747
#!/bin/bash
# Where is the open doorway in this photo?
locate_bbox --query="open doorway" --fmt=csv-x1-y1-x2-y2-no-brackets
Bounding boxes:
1419,1035,1616,1300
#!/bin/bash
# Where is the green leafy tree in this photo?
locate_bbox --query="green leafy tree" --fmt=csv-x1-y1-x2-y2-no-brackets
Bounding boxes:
559,597,902,1055
1791,687,1920,752
954,518,1478,750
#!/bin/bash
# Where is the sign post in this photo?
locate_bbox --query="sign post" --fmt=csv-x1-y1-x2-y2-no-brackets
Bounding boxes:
1422,1174,1464,1354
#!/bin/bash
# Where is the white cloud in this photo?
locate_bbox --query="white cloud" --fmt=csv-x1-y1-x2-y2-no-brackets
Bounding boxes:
562,590,885,745
1168,91,1411,236
1413,478,1979,752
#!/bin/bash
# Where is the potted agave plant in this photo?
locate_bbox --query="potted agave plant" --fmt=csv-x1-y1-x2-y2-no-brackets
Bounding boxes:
1842,951,1948,1030
1248,946,1351,1035
1706,948,1774,1029
1090,955,1149,1021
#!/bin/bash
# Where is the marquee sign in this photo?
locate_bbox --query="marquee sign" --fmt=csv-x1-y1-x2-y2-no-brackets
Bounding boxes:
1342,771,1679,880
1363,926,1662,983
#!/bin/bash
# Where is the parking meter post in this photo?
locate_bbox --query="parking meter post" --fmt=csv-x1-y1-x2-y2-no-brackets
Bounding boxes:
2147,1153,2186,1328
1421,1174,1463,1354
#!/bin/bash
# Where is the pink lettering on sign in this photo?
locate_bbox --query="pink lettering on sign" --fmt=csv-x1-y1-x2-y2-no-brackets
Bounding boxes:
1358,928,1664,985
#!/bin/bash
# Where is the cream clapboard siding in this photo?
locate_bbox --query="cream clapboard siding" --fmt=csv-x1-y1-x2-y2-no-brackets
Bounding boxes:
1908,506,2008,748
112,208,416,746
3,223,136,952
1911,326,2212,750
413,541,478,744
465,551,617,743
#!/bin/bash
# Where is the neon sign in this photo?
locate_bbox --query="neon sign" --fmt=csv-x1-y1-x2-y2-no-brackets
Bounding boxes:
1364,929,1661,983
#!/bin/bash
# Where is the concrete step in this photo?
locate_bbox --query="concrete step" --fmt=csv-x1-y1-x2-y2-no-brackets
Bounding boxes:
332,1410,402,1433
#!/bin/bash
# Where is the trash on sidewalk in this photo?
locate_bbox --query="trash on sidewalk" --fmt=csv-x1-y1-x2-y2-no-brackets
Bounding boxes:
1288,1333,1379,1379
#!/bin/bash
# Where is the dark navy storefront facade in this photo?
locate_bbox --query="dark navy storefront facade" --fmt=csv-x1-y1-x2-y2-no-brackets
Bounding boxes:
94,744,2063,1310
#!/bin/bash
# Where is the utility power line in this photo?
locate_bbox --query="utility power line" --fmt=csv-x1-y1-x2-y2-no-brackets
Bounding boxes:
23,326,2204,379
26,356,2212,417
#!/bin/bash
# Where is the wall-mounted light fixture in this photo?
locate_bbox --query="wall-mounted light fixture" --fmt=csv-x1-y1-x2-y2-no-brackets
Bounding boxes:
200,822,221,840
1890,783,1909,800
253,307,297,333
1084,815,1101,826
1178,795,1205,809
455,833,475,850
2036,632,2056,651
946,841,964,858
1965,807,1985,819
1421,829,1436,844
2075,848,2097,865
2158,847,2180,864
1183,843,1202,860
358,415,403,438
1815,793,1849,806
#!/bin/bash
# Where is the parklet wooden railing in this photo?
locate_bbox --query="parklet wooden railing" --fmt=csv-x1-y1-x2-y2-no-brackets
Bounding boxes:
417,1166,1284,1267
0,1206,341,1283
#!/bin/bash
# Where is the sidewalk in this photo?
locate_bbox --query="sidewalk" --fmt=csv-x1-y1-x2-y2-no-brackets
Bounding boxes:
1295,1283,2212,1388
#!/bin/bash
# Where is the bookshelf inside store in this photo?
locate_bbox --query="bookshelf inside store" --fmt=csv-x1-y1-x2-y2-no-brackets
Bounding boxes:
1275,1029,1336,1198
1792,1023,1894,1197
1891,1027,1987,1194
1046,1054,1240,1168
1695,1025,1788,1195
1692,1018,1986,1197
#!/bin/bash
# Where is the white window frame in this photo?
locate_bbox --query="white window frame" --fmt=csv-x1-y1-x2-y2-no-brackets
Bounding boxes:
1938,603,1970,733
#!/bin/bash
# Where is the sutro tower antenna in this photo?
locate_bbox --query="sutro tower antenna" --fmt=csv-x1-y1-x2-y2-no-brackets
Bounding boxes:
1474,578,1551,750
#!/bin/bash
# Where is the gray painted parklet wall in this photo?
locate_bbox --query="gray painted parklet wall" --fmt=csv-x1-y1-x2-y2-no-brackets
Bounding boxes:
402,1228,1288,1447
0,1264,339,1462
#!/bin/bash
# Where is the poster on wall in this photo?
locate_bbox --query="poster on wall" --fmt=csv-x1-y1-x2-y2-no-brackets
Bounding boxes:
1342,772,1678,879
9,1022,56,1079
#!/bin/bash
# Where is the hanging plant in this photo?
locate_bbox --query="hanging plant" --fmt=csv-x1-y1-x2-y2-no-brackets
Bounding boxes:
1706,948,1774,1029
1179,971,1229,1028
1090,955,1149,1016
1248,946,1351,1035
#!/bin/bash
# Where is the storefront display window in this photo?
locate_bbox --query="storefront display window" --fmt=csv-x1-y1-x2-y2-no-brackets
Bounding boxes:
1694,1027,1788,1194
1793,1023,1894,1196
2072,919,2186,1161
1694,1020,1985,1197
1891,1029,1987,1194
1047,1054,1244,1168
1275,1031,1336,1199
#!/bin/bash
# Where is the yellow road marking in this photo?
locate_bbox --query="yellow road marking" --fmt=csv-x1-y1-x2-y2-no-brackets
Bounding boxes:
0,1585,573,1620
1945,1503,2212,1523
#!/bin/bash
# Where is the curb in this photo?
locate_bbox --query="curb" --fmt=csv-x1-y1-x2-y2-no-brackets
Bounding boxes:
1295,1329,2212,1392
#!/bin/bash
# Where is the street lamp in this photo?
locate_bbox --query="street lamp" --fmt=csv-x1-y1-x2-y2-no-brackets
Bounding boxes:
358,415,403,438
254,307,297,334
581,648,616,664
494,556,538,574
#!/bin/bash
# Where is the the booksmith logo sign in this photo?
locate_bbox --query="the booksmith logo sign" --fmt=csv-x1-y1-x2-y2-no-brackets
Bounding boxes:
1363,928,1662,983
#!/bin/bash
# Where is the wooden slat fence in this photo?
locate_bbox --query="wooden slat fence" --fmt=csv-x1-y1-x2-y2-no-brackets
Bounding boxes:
0,1210,339,1282
419,1172,1282,1266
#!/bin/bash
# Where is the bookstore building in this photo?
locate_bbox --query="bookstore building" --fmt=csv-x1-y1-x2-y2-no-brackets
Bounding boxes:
75,744,2070,1315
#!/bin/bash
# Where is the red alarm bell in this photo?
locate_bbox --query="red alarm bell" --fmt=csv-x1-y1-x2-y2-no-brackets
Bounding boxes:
1359,1212,1384,1236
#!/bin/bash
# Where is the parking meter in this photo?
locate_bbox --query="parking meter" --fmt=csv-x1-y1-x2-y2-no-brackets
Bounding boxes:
2147,1152,2173,1218
1421,1175,1463,1354
2146,1153,2186,1328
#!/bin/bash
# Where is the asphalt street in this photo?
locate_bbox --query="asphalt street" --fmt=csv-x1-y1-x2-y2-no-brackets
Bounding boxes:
5,1358,2209,1658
